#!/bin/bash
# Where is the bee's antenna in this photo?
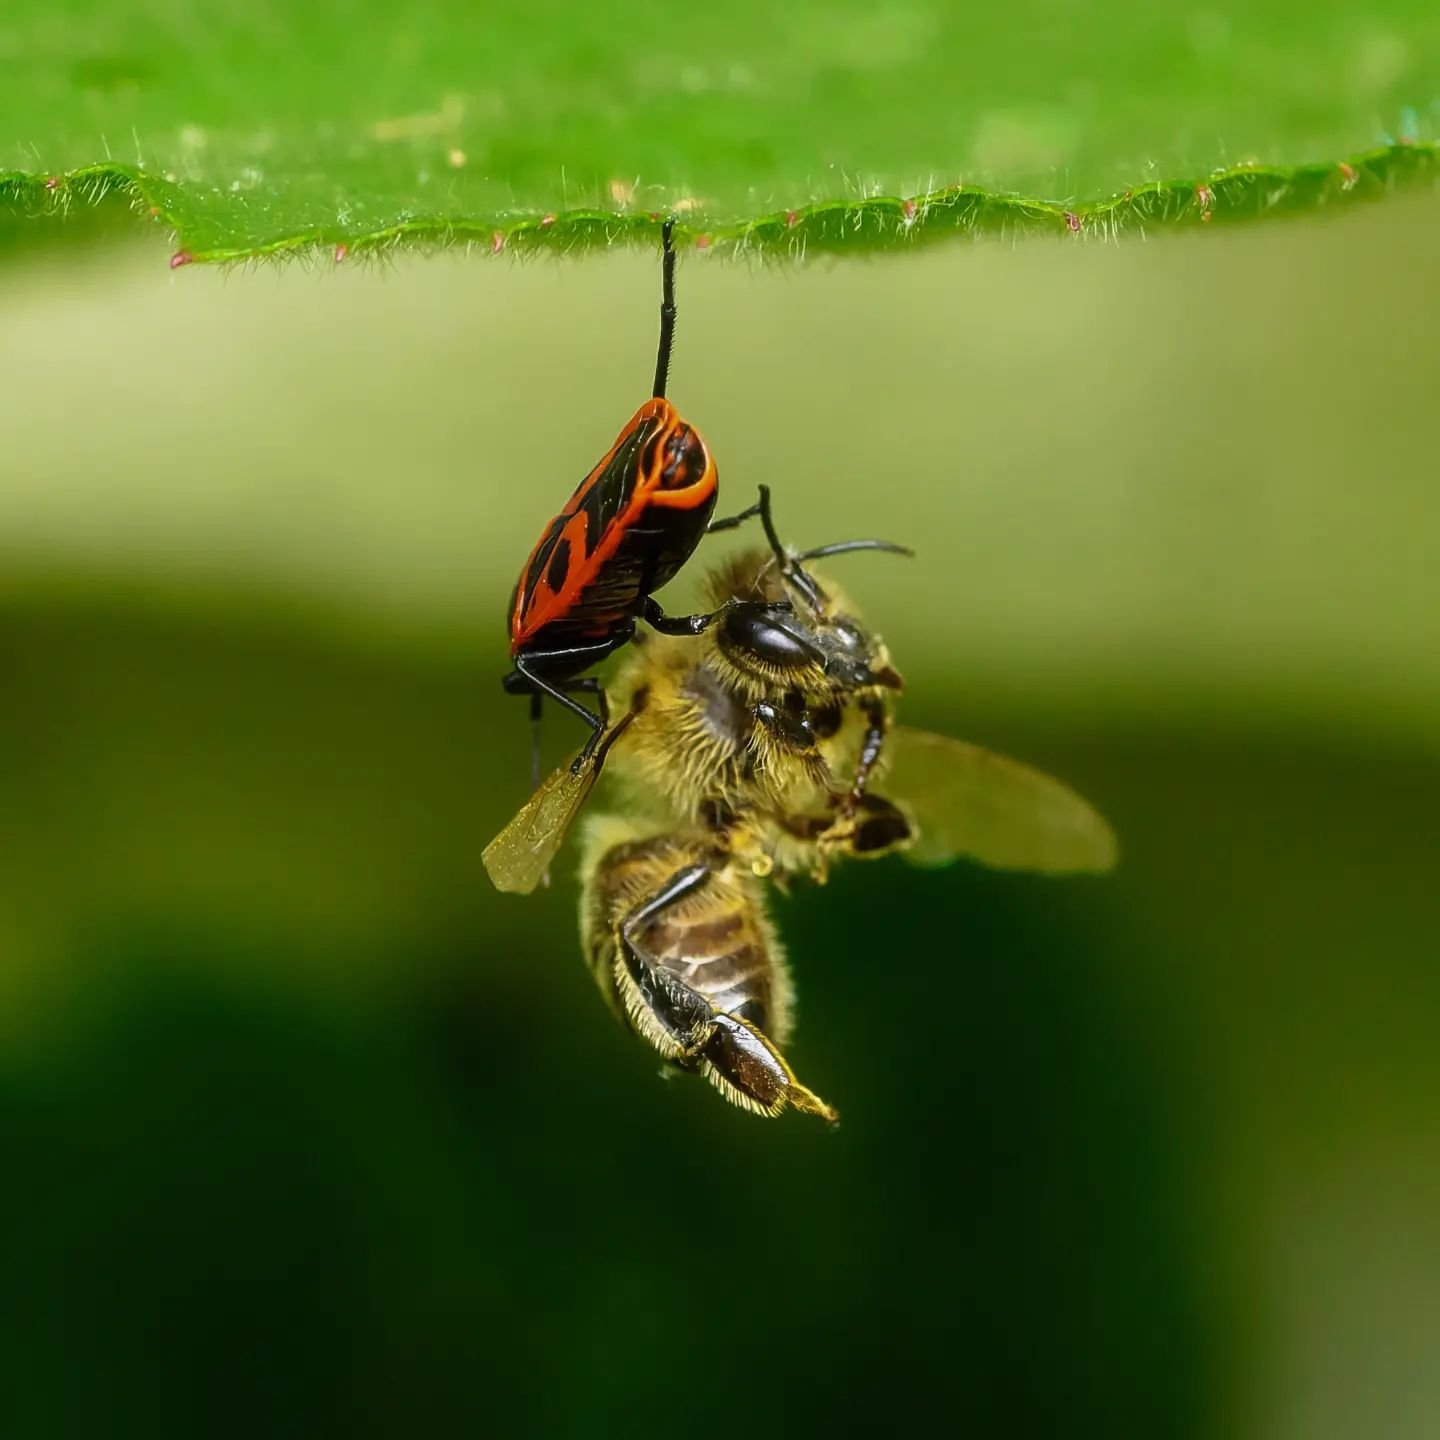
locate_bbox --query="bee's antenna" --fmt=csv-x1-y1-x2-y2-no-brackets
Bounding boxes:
652,219,677,400
712,486,913,606
753,485,790,573
793,538,915,562
744,486,826,606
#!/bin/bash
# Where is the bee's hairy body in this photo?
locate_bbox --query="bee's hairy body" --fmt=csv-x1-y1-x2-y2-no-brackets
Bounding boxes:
605,549,905,872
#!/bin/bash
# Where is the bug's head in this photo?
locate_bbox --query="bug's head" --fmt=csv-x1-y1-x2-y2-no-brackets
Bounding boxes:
641,405,712,495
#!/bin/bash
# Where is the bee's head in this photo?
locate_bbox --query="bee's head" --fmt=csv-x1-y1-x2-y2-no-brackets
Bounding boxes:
715,597,903,696
708,485,908,695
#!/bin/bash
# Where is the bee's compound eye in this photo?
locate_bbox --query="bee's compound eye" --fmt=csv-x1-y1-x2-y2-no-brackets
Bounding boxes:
722,604,819,670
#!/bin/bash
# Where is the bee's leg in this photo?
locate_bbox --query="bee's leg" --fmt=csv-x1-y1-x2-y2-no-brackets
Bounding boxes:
838,694,889,820
615,864,721,1055
614,866,837,1123
698,1013,839,1124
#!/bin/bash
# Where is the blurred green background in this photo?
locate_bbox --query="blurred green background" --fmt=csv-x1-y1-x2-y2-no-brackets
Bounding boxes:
3,196,1440,1438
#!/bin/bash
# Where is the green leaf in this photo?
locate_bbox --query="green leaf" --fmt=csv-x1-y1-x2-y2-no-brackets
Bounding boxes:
1,0,1438,263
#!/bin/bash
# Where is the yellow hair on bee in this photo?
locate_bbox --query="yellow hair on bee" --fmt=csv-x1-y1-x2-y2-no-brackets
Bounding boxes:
698,1061,785,1118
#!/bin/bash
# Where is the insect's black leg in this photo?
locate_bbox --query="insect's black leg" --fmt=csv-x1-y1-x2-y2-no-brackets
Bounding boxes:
641,595,732,637
502,629,634,702
554,675,610,723
505,627,635,768
617,863,715,1049
511,657,605,755
563,694,643,784
555,676,614,772
528,691,543,791
582,681,611,726
624,863,709,936
706,484,771,535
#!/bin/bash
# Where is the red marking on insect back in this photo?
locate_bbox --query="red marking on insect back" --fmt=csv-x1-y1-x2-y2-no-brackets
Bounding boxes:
169,250,194,269
334,243,349,263
44,176,59,190
541,213,556,228
901,198,917,223
1064,211,1082,233
1195,184,1214,214
1338,162,1358,190
148,205,163,218
694,233,712,250
785,211,799,228
509,397,718,651
491,231,505,255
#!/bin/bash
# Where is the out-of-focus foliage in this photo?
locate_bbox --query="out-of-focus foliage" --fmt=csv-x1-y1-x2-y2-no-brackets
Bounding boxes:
1,0,1437,262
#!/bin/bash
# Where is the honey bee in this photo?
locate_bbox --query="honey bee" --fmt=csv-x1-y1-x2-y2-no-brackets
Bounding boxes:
484,488,1117,1120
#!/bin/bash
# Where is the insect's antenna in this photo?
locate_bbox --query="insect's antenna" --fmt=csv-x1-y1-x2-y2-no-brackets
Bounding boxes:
794,538,915,562
752,485,790,574
652,219,677,400
728,487,907,607
743,485,828,608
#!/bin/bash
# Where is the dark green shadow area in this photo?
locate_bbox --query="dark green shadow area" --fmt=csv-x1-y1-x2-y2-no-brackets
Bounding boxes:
0,892,1207,1437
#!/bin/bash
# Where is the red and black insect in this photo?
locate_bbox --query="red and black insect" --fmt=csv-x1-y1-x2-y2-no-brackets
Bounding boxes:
503,219,761,775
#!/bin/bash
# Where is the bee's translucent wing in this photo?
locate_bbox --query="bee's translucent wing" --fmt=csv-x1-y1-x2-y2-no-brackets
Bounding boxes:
881,726,1118,875
483,753,600,895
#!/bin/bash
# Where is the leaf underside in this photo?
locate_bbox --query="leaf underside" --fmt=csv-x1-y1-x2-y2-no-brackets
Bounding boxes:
1,144,1437,267
2,1,1438,265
